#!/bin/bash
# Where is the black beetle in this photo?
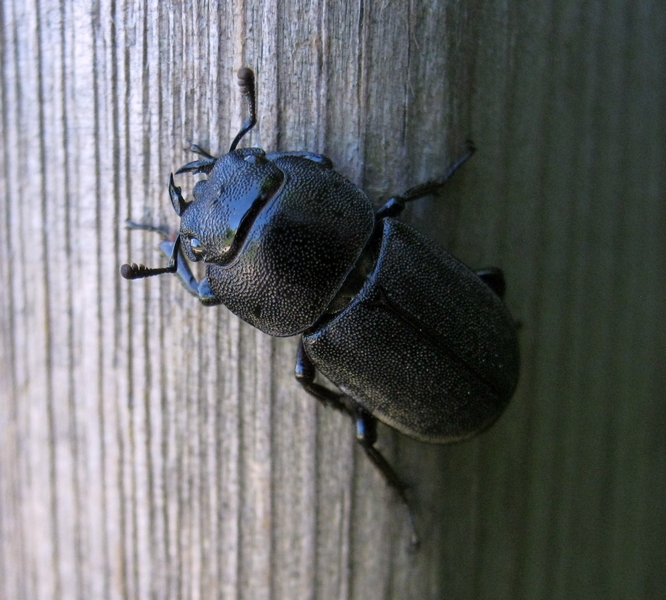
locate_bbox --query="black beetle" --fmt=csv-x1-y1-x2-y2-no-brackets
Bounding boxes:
121,67,519,546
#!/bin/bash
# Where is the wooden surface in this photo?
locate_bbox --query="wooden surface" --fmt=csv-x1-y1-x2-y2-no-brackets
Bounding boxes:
1,0,665,598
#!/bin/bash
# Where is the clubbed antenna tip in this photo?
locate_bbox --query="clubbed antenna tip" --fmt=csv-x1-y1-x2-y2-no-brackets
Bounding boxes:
229,67,258,151
237,67,255,95
120,236,182,280
120,262,173,280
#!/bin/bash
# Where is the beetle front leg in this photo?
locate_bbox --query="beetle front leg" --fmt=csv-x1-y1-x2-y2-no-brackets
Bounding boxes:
156,239,221,306
175,144,218,175
295,338,419,548
124,221,221,306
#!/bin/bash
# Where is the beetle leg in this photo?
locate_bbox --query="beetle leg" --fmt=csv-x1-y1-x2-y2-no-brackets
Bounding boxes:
125,221,195,291
156,239,221,305
376,143,476,220
294,338,354,413
175,158,216,175
295,337,419,548
123,221,220,304
475,267,506,298
152,238,197,294
174,144,218,175
355,410,419,548
125,219,170,239
400,142,476,202
188,144,216,159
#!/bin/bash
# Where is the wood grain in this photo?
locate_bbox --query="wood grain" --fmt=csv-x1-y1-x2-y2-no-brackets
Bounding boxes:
1,0,664,598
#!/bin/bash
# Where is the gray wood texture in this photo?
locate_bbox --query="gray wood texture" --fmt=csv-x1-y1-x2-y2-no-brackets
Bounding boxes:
1,0,665,598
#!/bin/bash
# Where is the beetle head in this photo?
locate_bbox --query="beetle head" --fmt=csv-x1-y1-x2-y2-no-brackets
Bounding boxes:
177,147,284,265
120,67,271,281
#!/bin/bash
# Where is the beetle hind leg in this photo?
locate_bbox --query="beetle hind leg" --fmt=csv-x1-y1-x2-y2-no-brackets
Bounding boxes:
295,338,419,548
355,410,419,548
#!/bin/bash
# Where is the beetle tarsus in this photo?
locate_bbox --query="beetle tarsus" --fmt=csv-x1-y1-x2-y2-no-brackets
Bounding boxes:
355,409,420,548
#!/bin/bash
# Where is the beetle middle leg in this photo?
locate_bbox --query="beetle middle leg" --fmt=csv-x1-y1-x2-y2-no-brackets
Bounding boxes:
295,337,419,547
376,142,476,219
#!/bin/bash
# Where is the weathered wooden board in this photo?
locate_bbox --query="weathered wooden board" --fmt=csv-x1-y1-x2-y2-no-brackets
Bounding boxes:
1,0,664,598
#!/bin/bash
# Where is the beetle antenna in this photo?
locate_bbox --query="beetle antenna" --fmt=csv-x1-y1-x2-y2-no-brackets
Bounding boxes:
121,235,181,280
229,67,257,152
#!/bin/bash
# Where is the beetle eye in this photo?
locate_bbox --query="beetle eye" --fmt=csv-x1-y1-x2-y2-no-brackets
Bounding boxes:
190,238,203,254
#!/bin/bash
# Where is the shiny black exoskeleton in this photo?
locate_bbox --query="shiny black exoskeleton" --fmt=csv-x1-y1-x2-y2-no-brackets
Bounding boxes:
121,67,520,546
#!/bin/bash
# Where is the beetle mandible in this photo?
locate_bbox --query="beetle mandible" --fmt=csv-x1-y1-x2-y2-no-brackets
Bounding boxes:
121,67,520,546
